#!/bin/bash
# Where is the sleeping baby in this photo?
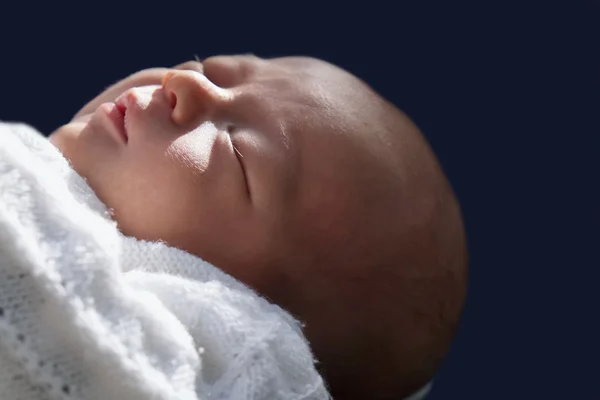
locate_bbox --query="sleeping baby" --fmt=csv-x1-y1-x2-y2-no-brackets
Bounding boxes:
3,55,467,400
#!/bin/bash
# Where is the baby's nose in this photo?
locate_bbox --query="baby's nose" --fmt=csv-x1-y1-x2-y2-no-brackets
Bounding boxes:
162,70,233,126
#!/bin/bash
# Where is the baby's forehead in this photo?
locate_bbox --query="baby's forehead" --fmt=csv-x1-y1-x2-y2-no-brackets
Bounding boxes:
206,55,370,110
269,56,332,71
273,56,360,87
229,55,355,88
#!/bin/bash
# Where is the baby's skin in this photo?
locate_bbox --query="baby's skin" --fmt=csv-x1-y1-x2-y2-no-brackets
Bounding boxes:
50,55,468,399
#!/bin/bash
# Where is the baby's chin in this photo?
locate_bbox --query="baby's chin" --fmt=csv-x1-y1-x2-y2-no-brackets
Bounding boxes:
49,116,90,151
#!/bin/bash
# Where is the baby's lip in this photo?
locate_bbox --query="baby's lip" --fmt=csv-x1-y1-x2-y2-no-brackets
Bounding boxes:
114,101,128,143
96,102,128,144
114,91,137,141
115,90,133,110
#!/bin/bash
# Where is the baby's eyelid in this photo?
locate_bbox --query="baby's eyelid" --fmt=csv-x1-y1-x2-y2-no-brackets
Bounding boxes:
228,129,252,202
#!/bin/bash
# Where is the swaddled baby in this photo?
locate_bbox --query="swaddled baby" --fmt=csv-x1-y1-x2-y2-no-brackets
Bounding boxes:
50,55,468,400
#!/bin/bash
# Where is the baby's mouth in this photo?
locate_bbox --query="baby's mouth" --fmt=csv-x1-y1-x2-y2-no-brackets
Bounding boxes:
95,102,128,144
113,94,133,143
115,102,128,140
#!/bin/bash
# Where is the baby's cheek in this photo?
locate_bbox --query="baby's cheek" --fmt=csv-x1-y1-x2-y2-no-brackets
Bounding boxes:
111,128,265,271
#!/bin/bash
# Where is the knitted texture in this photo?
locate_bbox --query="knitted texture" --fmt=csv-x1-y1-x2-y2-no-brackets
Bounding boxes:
0,122,330,400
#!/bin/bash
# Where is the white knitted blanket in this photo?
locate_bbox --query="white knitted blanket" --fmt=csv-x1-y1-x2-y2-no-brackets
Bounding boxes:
0,122,330,400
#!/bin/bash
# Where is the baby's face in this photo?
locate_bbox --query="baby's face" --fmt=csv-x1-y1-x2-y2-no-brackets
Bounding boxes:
51,55,467,398
50,55,395,290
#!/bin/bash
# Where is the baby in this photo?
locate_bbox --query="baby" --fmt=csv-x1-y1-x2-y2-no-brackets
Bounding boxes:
49,55,468,400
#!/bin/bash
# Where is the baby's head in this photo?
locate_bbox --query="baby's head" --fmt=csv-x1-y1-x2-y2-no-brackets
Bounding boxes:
51,55,468,399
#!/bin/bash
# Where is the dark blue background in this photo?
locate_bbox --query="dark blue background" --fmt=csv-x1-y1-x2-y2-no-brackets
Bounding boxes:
1,2,597,399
